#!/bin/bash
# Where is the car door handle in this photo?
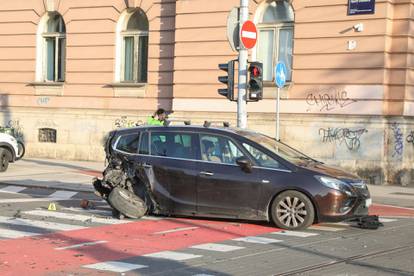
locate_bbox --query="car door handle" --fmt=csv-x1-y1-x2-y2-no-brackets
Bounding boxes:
199,171,214,176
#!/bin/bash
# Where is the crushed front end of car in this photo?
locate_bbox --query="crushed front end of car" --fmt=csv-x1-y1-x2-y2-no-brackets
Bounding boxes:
92,131,159,219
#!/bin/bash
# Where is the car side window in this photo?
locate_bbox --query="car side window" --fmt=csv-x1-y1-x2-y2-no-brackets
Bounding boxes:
139,132,149,155
115,133,140,154
242,143,283,169
150,132,196,159
200,134,244,164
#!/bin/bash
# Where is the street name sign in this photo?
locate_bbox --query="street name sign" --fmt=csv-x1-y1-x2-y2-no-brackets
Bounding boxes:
348,0,375,15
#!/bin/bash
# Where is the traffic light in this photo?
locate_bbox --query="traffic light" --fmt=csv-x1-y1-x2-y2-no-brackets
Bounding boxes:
247,62,263,102
218,60,236,101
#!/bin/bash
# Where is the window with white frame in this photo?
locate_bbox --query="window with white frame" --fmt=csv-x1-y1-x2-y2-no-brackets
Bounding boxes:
41,12,66,82
120,9,149,83
256,1,294,83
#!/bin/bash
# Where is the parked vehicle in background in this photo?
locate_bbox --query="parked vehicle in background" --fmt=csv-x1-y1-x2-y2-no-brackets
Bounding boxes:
0,132,21,172
0,126,25,160
93,124,371,230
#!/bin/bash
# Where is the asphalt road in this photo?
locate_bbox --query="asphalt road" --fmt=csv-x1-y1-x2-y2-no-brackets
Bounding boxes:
0,183,413,276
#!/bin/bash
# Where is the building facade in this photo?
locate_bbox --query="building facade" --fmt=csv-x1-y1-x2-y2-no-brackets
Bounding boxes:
0,0,413,185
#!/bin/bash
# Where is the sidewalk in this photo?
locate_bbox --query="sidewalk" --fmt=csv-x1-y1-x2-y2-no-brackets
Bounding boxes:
0,158,105,192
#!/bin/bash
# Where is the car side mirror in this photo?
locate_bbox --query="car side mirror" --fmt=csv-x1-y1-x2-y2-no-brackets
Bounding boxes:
236,157,252,173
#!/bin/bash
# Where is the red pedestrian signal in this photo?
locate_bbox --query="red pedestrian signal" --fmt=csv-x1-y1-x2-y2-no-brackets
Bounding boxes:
248,62,263,102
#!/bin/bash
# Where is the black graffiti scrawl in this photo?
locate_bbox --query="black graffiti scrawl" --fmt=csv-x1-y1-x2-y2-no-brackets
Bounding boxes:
306,88,357,112
319,127,368,151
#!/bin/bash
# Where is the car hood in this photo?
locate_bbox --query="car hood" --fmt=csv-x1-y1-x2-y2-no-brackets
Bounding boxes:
300,162,360,181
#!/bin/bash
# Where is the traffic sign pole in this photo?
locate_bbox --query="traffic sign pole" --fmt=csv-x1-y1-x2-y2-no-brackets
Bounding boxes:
237,0,249,129
275,62,287,141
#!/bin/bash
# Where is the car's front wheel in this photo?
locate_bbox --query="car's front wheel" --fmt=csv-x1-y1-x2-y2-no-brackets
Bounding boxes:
0,148,10,172
271,190,315,230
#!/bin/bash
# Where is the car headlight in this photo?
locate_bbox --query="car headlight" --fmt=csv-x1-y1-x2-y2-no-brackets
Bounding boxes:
315,176,353,196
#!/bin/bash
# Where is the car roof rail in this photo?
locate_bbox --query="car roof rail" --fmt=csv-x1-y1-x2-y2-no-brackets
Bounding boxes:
203,121,231,128
163,119,191,126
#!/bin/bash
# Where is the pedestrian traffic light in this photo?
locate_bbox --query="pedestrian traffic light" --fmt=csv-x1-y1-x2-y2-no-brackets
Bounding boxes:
247,62,263,102
218,60,236,102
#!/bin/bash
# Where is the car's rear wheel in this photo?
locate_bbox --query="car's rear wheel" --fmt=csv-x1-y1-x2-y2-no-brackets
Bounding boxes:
107,186,147,219
271,190,315,230
0,148,10,172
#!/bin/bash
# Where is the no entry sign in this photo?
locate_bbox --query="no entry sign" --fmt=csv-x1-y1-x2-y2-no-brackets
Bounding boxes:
240,20,257,49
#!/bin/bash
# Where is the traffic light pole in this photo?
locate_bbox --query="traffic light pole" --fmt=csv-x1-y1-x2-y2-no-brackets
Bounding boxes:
237,0,249,129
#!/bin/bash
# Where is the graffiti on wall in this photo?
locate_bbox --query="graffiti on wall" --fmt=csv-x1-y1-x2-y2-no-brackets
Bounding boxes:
37,96,50,105
306,88,357,112
319,127,368,151
1,119,24,140
391,123,404,157
114,116,142,129
407,131,414,145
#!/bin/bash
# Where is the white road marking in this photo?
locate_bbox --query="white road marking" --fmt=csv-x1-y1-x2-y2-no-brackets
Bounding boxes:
0,216,86,231
0,228,40,239
61,207,113,216
309,225,345,232
0,186,26,194
271,230,319,238
0,198,69,203
141,216,164,221
191,243,244,252
242,30,257,39
154,227,199,235
55,240,107,250
23,210,130,225
83,261,147,273
232,236,282,244
379,218,397,223
144,251,202,261
48,191,77,199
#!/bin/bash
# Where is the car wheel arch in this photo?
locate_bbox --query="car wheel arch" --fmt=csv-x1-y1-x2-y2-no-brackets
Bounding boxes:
267,188,320,224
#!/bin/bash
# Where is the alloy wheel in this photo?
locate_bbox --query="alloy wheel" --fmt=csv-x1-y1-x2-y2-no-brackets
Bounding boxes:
276,196,307,228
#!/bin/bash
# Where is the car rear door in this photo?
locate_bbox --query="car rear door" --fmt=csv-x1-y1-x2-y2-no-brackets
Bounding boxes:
137,130,199,214
195,133,263,219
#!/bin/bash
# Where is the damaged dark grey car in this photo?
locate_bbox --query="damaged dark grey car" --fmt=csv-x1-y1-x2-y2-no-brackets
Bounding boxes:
93,125,372,230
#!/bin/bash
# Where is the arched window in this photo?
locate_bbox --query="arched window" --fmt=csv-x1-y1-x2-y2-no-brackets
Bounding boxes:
119,9,149,83
256,1,294,82
39,12,66,82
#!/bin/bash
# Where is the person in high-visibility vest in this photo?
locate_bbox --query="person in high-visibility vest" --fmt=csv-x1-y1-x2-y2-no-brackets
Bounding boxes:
147,108,166,126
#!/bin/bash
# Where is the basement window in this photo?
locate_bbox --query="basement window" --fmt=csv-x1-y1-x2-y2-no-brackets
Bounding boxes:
39,128,57,143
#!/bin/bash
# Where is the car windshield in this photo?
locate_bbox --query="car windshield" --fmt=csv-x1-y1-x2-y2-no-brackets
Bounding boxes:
238,131,318,165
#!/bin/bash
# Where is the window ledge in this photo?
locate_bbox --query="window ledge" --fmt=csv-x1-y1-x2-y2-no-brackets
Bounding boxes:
108,82,147,88
109,82,147,98
28,82,65,87
29,82,64,96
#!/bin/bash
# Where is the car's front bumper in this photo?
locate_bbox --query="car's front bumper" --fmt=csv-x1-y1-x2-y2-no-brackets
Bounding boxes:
317,186,371,223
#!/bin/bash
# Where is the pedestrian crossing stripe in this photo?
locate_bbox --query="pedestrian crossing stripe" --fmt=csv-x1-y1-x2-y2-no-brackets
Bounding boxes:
83,261,147,273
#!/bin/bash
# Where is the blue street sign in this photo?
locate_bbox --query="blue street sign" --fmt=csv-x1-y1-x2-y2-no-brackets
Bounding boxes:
275,62,287,88
348,0,375,15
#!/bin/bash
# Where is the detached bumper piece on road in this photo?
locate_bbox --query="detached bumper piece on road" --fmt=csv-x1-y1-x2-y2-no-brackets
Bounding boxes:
349,215,384,230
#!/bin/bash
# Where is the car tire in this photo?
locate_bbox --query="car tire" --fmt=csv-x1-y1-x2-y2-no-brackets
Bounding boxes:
107,186,147,219
0,148,10,172
271,190,315,230
15,141,25,160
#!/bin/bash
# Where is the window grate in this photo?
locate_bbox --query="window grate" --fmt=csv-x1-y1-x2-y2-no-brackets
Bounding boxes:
38,128,57,143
